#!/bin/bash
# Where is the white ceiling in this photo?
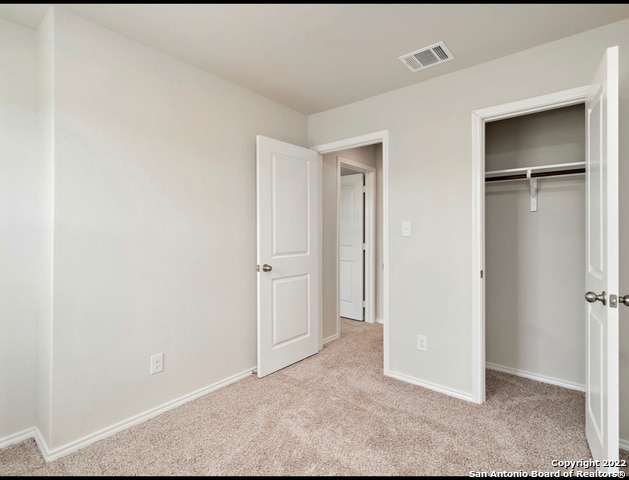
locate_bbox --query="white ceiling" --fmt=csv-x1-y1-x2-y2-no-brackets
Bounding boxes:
3,3,629,114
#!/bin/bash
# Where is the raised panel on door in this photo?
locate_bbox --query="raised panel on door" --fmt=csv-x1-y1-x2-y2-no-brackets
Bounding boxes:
273,153,309,256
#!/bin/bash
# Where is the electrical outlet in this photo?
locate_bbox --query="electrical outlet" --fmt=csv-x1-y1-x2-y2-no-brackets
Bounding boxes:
150,352,164,375
417,335,427,351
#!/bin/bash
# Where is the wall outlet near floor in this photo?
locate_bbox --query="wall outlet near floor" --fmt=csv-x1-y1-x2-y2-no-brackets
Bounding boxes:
150,352,164,375
417,335,427,351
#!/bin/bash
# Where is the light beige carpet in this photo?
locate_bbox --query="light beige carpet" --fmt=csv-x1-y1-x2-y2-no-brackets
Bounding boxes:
1,318,628,476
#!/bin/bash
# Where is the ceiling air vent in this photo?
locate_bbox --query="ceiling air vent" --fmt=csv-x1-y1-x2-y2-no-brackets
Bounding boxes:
399,41,454,72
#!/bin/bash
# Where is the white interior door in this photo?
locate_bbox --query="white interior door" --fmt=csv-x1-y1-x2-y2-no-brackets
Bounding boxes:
584,45,619,467
339,173,364,321
256,135,321,378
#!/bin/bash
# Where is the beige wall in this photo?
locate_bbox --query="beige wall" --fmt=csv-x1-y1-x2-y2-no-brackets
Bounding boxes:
0,19,42,440
36,8,55,444
321,151,338,341
309,18,629,440
50,7,307,448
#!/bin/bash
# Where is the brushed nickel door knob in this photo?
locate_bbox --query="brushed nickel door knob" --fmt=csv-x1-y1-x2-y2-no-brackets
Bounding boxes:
585,291,606,305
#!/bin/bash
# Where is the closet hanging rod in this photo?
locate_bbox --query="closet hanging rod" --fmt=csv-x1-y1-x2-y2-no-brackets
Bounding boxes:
485,168,585,183
485,161,585,183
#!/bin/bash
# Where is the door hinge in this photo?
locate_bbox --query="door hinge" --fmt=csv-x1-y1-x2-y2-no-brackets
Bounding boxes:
480,270,484,279
256,265,260,272
362,186,367,193
362,243,366,250
362,300,367,308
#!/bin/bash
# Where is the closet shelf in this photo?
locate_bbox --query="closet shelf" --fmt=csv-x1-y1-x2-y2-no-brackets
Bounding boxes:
485,161,585,183
485,161,585,212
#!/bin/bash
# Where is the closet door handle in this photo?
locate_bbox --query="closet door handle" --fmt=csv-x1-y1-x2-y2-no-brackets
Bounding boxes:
585,291,606,306
618,295,629,307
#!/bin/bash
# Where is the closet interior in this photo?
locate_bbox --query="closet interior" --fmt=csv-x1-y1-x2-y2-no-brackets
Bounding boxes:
484,103,587,391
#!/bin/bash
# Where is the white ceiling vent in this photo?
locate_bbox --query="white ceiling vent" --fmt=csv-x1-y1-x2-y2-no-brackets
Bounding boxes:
399,41,454,72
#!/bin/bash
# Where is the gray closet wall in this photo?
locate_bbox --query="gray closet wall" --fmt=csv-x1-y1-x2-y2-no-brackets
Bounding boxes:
485,104,586,389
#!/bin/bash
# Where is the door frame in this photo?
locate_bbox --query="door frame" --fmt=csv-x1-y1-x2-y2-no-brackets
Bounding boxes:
312,130,390,374
338,157,377,325
470,86,589,404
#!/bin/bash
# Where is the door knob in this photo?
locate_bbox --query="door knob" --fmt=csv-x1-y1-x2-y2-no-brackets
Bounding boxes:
618,295,629,307
262,264,272,272
585,291,606,305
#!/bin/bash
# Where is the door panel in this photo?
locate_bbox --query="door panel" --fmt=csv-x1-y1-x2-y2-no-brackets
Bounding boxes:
584,45,619,468
272,154,309,255
256,135,320,378
273,274,310,344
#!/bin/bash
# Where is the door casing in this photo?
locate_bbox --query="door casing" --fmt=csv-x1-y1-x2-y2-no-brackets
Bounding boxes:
312,130,390,374
471,86,590,404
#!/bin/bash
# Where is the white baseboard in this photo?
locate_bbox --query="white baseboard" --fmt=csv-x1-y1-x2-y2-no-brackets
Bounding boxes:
32,427,50,457
386,370,473,402
0,368,254,462
323,332,340,345
0,427,38,450
486,362,585,392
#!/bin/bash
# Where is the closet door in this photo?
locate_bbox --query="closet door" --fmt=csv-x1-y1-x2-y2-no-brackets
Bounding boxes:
584,46,619,468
